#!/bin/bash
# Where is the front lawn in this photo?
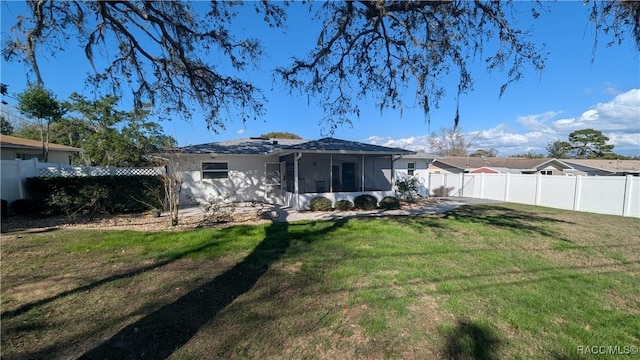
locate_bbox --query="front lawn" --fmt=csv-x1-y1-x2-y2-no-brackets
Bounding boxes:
1,203,638,359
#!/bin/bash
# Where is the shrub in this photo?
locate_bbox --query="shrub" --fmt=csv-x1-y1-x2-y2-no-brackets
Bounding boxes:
25,176,163,217
1,199,8,220
10,199,38,215
379,196,401,210
354,194,378,210
395,176,420,200
309,196,333,211
334,199,354,211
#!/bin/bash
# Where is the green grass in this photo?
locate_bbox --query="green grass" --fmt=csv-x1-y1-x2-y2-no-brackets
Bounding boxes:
1,203,639,359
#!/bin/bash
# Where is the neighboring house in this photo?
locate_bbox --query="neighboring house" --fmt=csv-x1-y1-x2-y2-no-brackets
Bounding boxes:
0,134,81,165
561,159,640,176
157,137,414,210
428,157,574,175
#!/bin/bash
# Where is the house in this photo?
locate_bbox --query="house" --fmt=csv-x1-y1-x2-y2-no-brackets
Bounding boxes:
157,137,414,210
428,157,574,176
561,159,640,176
0,134,81,165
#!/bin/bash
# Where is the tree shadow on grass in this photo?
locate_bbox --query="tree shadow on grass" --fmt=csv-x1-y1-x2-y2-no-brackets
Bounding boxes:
74,216,348,360
442,205,575,242
442,318,502,360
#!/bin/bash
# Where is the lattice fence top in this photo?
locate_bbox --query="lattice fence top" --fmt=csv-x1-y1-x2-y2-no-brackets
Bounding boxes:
38,166,163,177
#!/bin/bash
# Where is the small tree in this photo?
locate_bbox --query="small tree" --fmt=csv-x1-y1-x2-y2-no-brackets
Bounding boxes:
428,126,477,157
152,154,185,227
395,176,420,201
16,84,65,162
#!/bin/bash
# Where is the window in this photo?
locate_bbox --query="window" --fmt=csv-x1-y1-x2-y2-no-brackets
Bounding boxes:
202,162,228,179
407,162,415,176
17,153,43,161
540,170,553,175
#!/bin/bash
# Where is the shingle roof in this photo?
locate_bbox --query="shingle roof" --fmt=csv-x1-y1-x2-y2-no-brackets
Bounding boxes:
176,137,305,155
173,137,413,155
561,159,640,172
0,134,82,152
282,137,413,154
434,157,571,170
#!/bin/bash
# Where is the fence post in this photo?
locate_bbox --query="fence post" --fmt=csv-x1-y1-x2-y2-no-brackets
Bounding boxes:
459,173,464,197
622,175,633,217
504,173,510,201
479,172,485,198
572,175,582,211
535,173,542,206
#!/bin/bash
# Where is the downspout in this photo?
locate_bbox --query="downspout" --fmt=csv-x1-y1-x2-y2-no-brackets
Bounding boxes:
294,152,303,210
361,154,365,192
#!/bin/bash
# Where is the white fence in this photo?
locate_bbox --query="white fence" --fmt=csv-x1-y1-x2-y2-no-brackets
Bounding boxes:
1,159,163,203
428,172,640,218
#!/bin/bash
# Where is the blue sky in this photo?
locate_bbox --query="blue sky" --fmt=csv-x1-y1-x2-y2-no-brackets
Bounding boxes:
2,1,639,156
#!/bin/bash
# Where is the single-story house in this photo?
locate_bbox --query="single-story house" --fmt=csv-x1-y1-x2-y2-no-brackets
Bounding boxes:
157,137,414,210
561,159,640,176
428,157,574,176
0,134,81,165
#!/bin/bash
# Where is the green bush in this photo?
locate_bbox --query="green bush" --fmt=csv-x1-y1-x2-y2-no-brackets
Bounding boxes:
10,199,38,215
335,199,354,211
309,196,333,211
25,176,163,217
354,194,378,210
379,196,401,210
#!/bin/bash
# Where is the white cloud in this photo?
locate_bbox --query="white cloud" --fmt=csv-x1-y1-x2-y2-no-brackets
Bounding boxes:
367,88,640,156
236,128,245,135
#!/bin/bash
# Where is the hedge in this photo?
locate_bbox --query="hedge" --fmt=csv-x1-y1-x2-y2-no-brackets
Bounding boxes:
379,196,401,210
25,176,164,216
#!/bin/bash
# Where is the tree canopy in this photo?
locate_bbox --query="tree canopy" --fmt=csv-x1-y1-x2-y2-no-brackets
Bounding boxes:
259,132,302,139
3,1,639,132
13,89,176,166
427,126,476,157
546,128,615,159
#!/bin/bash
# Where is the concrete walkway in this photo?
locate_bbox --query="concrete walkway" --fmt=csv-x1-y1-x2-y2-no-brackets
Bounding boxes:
173,197,502,223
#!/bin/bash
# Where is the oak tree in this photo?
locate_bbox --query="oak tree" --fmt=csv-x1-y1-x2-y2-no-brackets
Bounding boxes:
3,1,639,132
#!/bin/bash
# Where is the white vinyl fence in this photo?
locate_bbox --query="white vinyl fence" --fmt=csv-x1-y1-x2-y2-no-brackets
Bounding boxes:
428,173,640,218
1,158,163,203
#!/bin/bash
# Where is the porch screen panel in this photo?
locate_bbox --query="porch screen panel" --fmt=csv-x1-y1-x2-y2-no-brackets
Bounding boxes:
364,156,392,191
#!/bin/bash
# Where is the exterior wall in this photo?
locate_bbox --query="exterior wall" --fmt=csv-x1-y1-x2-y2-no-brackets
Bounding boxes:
470,167,499,174
428,163,463,174
534,164,567,176
178,154,281,206
393,158,430,196
1,148,72,164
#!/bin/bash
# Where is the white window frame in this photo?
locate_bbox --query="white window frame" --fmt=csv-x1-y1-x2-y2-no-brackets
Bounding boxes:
407,162,415,176
202,161,229,180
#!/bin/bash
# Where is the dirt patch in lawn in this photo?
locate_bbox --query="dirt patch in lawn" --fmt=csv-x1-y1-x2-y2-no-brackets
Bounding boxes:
1,207,272,234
